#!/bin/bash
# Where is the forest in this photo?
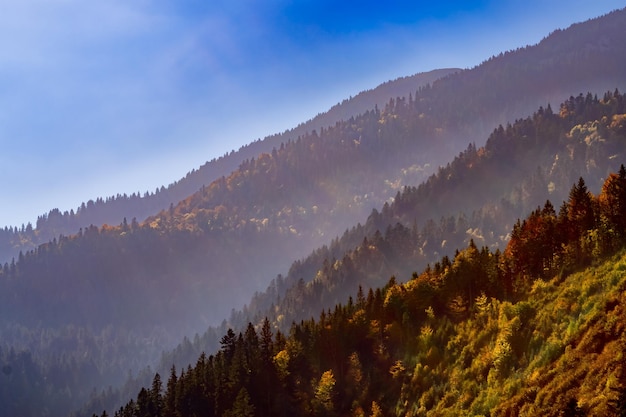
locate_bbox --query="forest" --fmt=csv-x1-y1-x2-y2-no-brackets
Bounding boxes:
0,69,457,265
1,6,625,265
150,90,626,374
101,165,626,416
58,90,626,417
1,8,626,417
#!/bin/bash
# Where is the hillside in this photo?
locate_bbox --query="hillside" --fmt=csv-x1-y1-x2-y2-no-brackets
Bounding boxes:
0,68,457,264
3,6,626,265
2,9,626,417
102,166,626,417
5,91,625,349
1,8,625,342
147,90,626,378
76,89,626,416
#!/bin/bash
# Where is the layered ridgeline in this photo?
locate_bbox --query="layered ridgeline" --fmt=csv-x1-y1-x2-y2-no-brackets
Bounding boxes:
2,6,626,263
103,166,626,416
78,91,626,417
0,68,457,264
1,8,626,417
153,91,626,372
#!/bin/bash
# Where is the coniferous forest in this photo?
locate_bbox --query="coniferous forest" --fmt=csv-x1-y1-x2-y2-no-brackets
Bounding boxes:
2,7,626,417
105,166,626,416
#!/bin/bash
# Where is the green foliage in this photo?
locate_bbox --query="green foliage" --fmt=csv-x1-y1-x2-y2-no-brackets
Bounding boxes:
2,11,626,416
106,166,626,416
225,388,255,417
5,88,625,417
313,370,337,416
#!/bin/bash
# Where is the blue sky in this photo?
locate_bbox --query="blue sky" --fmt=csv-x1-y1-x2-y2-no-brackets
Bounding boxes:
0,1,623,228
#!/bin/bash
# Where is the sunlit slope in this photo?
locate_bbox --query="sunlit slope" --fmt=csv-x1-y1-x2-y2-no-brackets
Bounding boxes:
0,69,457,263
200,91,626,340
146,91,626,393
3,9,626,417
106,165,626,416
4,7,626,266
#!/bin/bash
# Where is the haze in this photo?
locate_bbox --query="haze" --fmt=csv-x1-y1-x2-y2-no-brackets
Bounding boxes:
0,0,622,227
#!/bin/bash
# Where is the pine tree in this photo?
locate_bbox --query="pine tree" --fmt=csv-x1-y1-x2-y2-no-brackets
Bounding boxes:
258,318,276,415
163,366,177,417
149,372,163,416
567,177,596,240
221,329,237,361
260,318,274,360
599,165,626,240
224,388,255,417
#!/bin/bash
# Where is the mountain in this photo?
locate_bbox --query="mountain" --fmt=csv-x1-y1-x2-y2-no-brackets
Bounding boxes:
151,89,626,377
2,8,626,417
0,68,458,264
101,166,626,417
4,5,626,265
79,88,626,417
241,90,626,326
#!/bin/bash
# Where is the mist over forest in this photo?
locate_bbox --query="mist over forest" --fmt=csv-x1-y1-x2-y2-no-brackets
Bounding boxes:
2,7,626,417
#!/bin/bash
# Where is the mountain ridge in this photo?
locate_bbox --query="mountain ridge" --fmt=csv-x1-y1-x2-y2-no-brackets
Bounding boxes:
2,8,626,417
102,163,626,416
0,68,458,264
74,89,626,416
150,89,626,372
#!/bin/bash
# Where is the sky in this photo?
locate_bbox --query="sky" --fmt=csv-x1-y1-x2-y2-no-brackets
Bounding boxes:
0,0,623,228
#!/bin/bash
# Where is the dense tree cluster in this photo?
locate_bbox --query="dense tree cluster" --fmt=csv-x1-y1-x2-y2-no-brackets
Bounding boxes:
103,167,626,416
0,70,454,264
2,7,625,265
2,88,623,417
2,9,626,416
76,89,626,415
166,89,626,362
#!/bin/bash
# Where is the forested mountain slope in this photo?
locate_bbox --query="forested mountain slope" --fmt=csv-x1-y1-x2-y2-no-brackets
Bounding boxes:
3,6,626,264
78,90,626,416
150,90,626,378
5,89,624,358
104,166,626,417
0,69,457,263
2,9,626,417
